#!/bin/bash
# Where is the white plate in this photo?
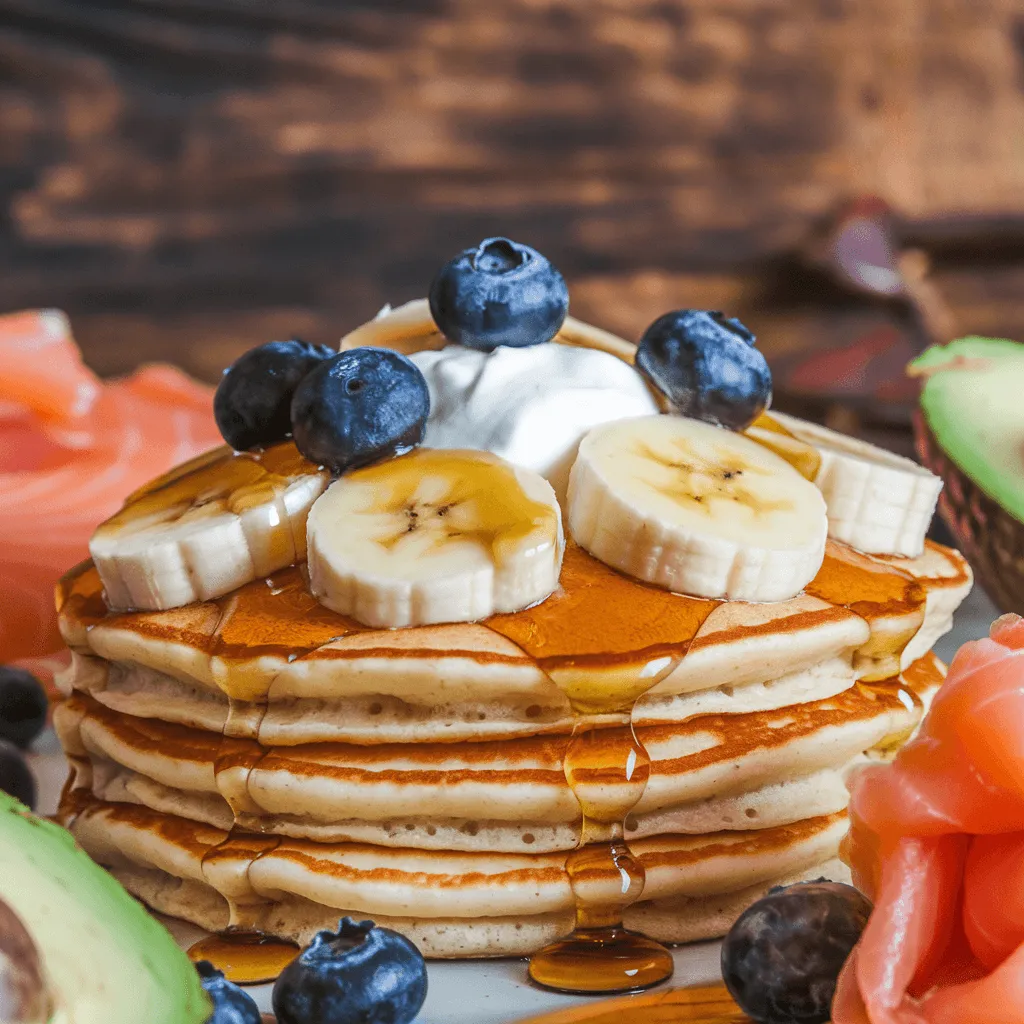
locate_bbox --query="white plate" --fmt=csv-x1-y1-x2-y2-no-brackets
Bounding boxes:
30,732,724,1023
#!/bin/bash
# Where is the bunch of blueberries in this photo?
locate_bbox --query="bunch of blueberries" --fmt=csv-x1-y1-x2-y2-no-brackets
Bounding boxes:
199,918,427,1024
214,236,772,474
0,666,49,809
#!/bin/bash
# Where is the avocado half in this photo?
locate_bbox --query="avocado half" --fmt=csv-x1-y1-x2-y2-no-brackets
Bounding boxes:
0,793,210,1024
912,336,1024,614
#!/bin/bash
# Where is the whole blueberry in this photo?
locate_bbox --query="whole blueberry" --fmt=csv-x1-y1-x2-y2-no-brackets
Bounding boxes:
721,880,872,1024
428,237,569,351
214,339,336,451
273,918,427,1024
0,667,47,749
0,741,36,809
290,348,430,474
195,961,262,1024
636,309,771,431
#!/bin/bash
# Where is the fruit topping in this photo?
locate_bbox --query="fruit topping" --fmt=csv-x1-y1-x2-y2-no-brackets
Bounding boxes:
768,411,941,558
721,880,871,1024
0,898,52,1024
912,336,1024,524
272,917,427,1024
291,348,430,474
307,447,563,627
567,415,828,602
0,668,47,749
636,309,771,431
0,742,35,809
214,340,335,451
429,237,569,351
195,961,262,1024
0,791,211,1024
89,445,328,612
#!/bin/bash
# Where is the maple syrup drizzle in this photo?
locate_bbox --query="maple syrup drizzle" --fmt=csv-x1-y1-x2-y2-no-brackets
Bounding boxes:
56,496,941,992
186,931,299,986
510,549,720,994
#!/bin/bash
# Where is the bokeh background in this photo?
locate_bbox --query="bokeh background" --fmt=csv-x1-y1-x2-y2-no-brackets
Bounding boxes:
2,0,1024,441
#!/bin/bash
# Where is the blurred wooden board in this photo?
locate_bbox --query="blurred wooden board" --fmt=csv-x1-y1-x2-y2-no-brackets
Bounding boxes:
514,985,747,1023
1,0,1023,379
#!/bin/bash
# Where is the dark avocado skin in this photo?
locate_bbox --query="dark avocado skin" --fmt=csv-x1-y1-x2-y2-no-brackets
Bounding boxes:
273,919,427,1024
916,411,1024,614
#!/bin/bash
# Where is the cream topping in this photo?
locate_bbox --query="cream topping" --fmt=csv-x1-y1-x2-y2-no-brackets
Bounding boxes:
410,343,659,501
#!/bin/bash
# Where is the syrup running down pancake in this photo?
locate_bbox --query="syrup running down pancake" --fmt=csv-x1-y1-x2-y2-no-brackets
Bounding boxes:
55,531,965,957
49,290,968,992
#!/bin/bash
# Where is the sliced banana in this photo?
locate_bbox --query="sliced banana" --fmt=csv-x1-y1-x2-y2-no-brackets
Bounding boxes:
769,411,941,557
90,444,328,611
340,297,641,366
567,415,828,602
307,447,564,628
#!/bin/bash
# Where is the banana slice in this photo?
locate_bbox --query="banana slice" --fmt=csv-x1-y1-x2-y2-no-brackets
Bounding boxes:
340,297,641,366
307,448,563,628
769,411,941,557
567,415,828,602
90,444,328,611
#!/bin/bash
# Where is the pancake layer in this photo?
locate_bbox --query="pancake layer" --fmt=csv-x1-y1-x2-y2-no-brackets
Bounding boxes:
54,537,969,956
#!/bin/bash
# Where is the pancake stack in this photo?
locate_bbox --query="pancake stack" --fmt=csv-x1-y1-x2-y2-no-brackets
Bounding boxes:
53,529,970,957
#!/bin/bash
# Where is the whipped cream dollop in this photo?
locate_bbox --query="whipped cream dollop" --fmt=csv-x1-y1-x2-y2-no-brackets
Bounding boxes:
409,343,660,501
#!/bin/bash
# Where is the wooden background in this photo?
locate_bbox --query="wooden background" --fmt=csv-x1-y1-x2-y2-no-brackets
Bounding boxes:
2,0,1024,386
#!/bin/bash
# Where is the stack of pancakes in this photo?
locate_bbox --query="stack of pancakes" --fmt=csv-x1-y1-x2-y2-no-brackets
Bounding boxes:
54,534,970,957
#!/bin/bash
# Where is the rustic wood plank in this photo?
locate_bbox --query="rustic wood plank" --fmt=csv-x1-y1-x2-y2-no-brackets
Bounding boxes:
0,0,1022,379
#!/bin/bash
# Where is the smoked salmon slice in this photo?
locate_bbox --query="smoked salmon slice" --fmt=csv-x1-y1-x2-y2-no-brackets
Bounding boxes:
0,309,221,680
834,614,1024,1022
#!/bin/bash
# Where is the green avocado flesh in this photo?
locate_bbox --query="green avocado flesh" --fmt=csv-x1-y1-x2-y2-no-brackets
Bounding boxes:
912,336,1024,523
0,793,210,1024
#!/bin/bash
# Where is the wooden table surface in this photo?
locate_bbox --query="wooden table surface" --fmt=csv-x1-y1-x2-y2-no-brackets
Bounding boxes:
1,0,1023,384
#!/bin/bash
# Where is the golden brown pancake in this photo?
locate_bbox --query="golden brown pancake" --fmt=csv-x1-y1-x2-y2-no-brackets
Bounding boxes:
56,656,938,854
63,793,848,957
55,541,964,743
53,533,966,956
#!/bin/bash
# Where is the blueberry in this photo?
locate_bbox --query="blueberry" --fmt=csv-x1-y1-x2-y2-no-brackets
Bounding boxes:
721,880,872,1024
195,961,262,1024
429,237,569,351
0,741,36,809
272,918,427,1024
636,310,771,431
214,339,336,451
290,349,430,474
0,667,47,749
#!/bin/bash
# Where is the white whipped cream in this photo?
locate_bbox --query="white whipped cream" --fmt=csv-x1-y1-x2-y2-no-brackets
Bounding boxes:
410,343,660,501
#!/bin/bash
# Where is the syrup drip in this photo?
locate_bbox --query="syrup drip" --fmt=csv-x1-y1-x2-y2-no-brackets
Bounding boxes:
186,932,299,985
515,549,720,994
56,500,942,992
